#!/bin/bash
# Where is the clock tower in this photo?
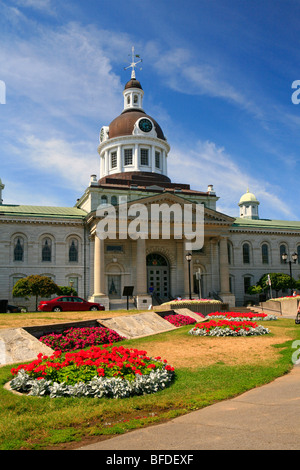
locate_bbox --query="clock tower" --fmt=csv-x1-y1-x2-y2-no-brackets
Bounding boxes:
98,49,170,185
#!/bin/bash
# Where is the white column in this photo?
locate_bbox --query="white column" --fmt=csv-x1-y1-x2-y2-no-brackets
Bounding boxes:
219,236,230,294
117,145,122,173
134,144,139,171
104,150,109,176
94,235,106,296
151,145,155,173
136,238,147,295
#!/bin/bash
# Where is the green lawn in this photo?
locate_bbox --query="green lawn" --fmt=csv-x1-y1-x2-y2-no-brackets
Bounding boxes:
0,318,299,450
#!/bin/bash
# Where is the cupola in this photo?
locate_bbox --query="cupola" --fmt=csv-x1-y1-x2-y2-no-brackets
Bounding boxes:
238,189,260,219
97,47,170,184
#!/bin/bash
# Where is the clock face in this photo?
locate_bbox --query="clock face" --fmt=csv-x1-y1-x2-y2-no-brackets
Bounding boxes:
139,118,153,133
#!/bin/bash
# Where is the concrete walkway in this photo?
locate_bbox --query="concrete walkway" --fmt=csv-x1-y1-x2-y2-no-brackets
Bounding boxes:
78,364,300,451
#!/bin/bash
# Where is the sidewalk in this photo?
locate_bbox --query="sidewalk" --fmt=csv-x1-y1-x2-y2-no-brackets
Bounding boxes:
78,364,300,450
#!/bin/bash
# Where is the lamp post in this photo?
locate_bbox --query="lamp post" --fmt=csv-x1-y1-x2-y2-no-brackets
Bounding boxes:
282,252,298,295
185,252,192,300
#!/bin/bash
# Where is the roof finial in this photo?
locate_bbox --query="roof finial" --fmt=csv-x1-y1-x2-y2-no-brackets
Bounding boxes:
124,46,142,79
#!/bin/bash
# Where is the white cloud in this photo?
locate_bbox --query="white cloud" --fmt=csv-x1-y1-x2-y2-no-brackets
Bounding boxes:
168,140,293,219
14,0,53,11
18,134,98,188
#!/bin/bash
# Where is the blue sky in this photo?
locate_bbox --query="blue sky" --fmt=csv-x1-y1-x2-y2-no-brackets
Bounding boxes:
1,0,300,220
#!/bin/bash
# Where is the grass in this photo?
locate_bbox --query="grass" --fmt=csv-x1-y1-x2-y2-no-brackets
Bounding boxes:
0,315,299,450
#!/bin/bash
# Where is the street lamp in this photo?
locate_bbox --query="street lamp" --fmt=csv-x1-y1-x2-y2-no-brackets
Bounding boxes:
282,252,298,295
185,252,192,300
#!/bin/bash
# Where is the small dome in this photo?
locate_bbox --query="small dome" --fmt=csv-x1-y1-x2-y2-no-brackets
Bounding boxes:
124,79,143,90
239,189,259,205
108,109,166,140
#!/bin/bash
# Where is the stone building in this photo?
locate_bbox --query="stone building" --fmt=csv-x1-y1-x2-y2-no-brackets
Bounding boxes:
0,66,299,311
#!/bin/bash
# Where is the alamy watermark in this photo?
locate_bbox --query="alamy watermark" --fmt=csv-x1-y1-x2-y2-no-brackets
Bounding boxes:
291,80,300,104
96,197,204,251
0,80,6,104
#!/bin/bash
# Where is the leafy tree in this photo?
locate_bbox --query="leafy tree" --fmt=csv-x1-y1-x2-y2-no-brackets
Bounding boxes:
12,275,60,311
58,286,78,296
247,285,262,295
256,273,296,296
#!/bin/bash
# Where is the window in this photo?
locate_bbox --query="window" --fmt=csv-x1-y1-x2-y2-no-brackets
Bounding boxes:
101,195,108,205
155,151,161,169
262,244,269,264
42,238,52,262
69,239,78,262
140,148,149,166
298,246,300,264
280,244,287,263
134,94,138,104
242,243,250,264
14,238,24,261
244,276,251,294
111,196,118,206
124,148,133,166
111,151,117,169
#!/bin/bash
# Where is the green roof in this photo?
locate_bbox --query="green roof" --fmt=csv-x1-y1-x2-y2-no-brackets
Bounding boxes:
0,205,87,219
232,217,300,230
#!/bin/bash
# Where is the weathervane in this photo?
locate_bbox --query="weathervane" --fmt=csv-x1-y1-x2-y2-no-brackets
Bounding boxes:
124,46,142,79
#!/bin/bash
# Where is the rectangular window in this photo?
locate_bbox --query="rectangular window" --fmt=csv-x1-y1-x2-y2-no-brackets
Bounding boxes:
140,148,149,166
155,151,161,169
124,148,133,166
111,151,117,168
244,276,251,294
242,243,250,264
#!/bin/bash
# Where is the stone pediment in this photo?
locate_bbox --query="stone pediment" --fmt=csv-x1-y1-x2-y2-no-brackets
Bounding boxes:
121,192,235,226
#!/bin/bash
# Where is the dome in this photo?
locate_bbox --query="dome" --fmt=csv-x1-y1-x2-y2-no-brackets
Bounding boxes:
239,189,259,205
108,109,166,140
124,78,143,90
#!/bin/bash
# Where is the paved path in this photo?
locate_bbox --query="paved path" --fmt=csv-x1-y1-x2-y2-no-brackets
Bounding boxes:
78,364,300,451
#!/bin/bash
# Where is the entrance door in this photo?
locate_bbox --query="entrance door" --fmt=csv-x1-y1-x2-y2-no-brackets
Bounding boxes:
108,275,121,299
147,253,169,300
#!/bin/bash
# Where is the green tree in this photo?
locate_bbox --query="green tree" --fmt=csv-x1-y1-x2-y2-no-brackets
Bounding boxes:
257,272,296,296
12,275,60,311
58,286,78,296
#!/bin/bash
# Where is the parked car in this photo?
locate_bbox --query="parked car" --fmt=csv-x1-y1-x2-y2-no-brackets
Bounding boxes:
6,304,22,313
38,296,105,312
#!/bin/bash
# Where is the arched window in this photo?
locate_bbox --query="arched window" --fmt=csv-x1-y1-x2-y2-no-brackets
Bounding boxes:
69,239,78,262
111,196,118,206
242,243,250,264
14,237,24,261
101,195,108,205
262,244,269,264
42,238,52,262
280,244,287,264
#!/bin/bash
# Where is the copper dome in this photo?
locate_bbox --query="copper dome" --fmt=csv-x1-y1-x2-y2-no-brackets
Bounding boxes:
124,79,143,90
108,109,166,140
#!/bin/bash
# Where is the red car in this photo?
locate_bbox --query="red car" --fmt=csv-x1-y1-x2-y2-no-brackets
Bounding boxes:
38,296,105,312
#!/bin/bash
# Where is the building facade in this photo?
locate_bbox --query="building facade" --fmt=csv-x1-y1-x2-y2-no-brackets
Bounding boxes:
1,71,300,311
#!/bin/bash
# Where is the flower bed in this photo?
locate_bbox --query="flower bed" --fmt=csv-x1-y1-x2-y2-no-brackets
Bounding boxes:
189,319,270,337
39,326,124,352
207,311,277,321
164,314,197,327
160,299,222,307
10,345,175,398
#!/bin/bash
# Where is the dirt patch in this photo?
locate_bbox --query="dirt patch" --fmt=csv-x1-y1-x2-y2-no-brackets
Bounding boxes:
0,310,138,330
133,324,292,368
